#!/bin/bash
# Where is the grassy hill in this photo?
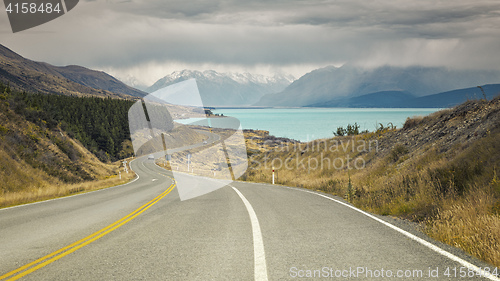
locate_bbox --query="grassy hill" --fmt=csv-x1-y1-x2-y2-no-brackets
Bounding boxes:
0,87,136,208
243,96,500,267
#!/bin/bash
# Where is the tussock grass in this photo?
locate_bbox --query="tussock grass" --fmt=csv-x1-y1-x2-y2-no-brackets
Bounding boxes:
0,168,135,208
426,188,500,266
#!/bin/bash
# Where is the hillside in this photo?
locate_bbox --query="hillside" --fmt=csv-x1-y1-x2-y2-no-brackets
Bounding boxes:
147,70,294,106
256,65,500,107
0,85,134,207
0,44,146,98
2,87,136,162
243,96,500,267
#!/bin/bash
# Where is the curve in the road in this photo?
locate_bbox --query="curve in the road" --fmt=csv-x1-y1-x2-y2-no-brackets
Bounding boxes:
2,129,499,281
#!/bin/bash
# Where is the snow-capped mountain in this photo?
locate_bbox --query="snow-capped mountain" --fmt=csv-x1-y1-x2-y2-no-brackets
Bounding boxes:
146,70,295,106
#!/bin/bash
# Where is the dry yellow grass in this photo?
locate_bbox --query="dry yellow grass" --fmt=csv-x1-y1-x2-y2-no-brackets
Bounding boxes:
0,167,136,208
426,188,500,267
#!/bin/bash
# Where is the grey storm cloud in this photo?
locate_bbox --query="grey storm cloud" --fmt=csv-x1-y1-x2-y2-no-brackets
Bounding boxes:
116,0,500,29
1,0,500,84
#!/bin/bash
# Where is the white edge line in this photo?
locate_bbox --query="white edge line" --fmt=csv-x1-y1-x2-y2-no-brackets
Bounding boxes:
230,185,269,281
0,159,140,211
280,185,500,281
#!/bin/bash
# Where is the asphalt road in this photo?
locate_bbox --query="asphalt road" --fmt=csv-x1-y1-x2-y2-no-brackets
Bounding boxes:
1,158,499,280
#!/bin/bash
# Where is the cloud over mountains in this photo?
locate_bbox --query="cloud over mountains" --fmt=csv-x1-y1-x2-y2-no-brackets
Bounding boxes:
1,0,500,85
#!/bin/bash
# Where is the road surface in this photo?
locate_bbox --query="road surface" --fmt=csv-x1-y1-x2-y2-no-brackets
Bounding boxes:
1,159,499,280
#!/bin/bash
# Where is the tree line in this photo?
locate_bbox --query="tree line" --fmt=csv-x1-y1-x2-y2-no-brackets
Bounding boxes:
1,82,135,162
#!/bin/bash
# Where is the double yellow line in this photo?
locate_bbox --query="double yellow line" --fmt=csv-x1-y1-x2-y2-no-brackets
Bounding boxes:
0,179,176,281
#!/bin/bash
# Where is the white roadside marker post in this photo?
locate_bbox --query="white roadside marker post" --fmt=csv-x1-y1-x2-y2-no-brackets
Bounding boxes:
272,166,275,185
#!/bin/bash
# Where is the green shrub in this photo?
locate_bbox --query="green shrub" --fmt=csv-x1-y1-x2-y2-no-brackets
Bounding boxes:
334,123,360,136
333,127,347,136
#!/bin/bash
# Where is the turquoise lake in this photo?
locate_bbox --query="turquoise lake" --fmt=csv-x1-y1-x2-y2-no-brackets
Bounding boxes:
209,108,442,141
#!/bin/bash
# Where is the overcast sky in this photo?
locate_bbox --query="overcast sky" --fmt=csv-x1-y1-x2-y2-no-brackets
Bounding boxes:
1,0,500,87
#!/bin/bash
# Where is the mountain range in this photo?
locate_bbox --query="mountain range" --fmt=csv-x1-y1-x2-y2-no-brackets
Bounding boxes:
2,42,500,109
256,65,500,107
146,70,295,106
306,85,500,108
0,44,145,98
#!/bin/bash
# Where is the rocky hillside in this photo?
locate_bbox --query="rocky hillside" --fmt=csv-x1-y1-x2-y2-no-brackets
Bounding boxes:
246,94,500,199
378,97,500,155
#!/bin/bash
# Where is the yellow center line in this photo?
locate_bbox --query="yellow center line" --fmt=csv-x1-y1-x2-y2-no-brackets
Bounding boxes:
0,178,176,281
